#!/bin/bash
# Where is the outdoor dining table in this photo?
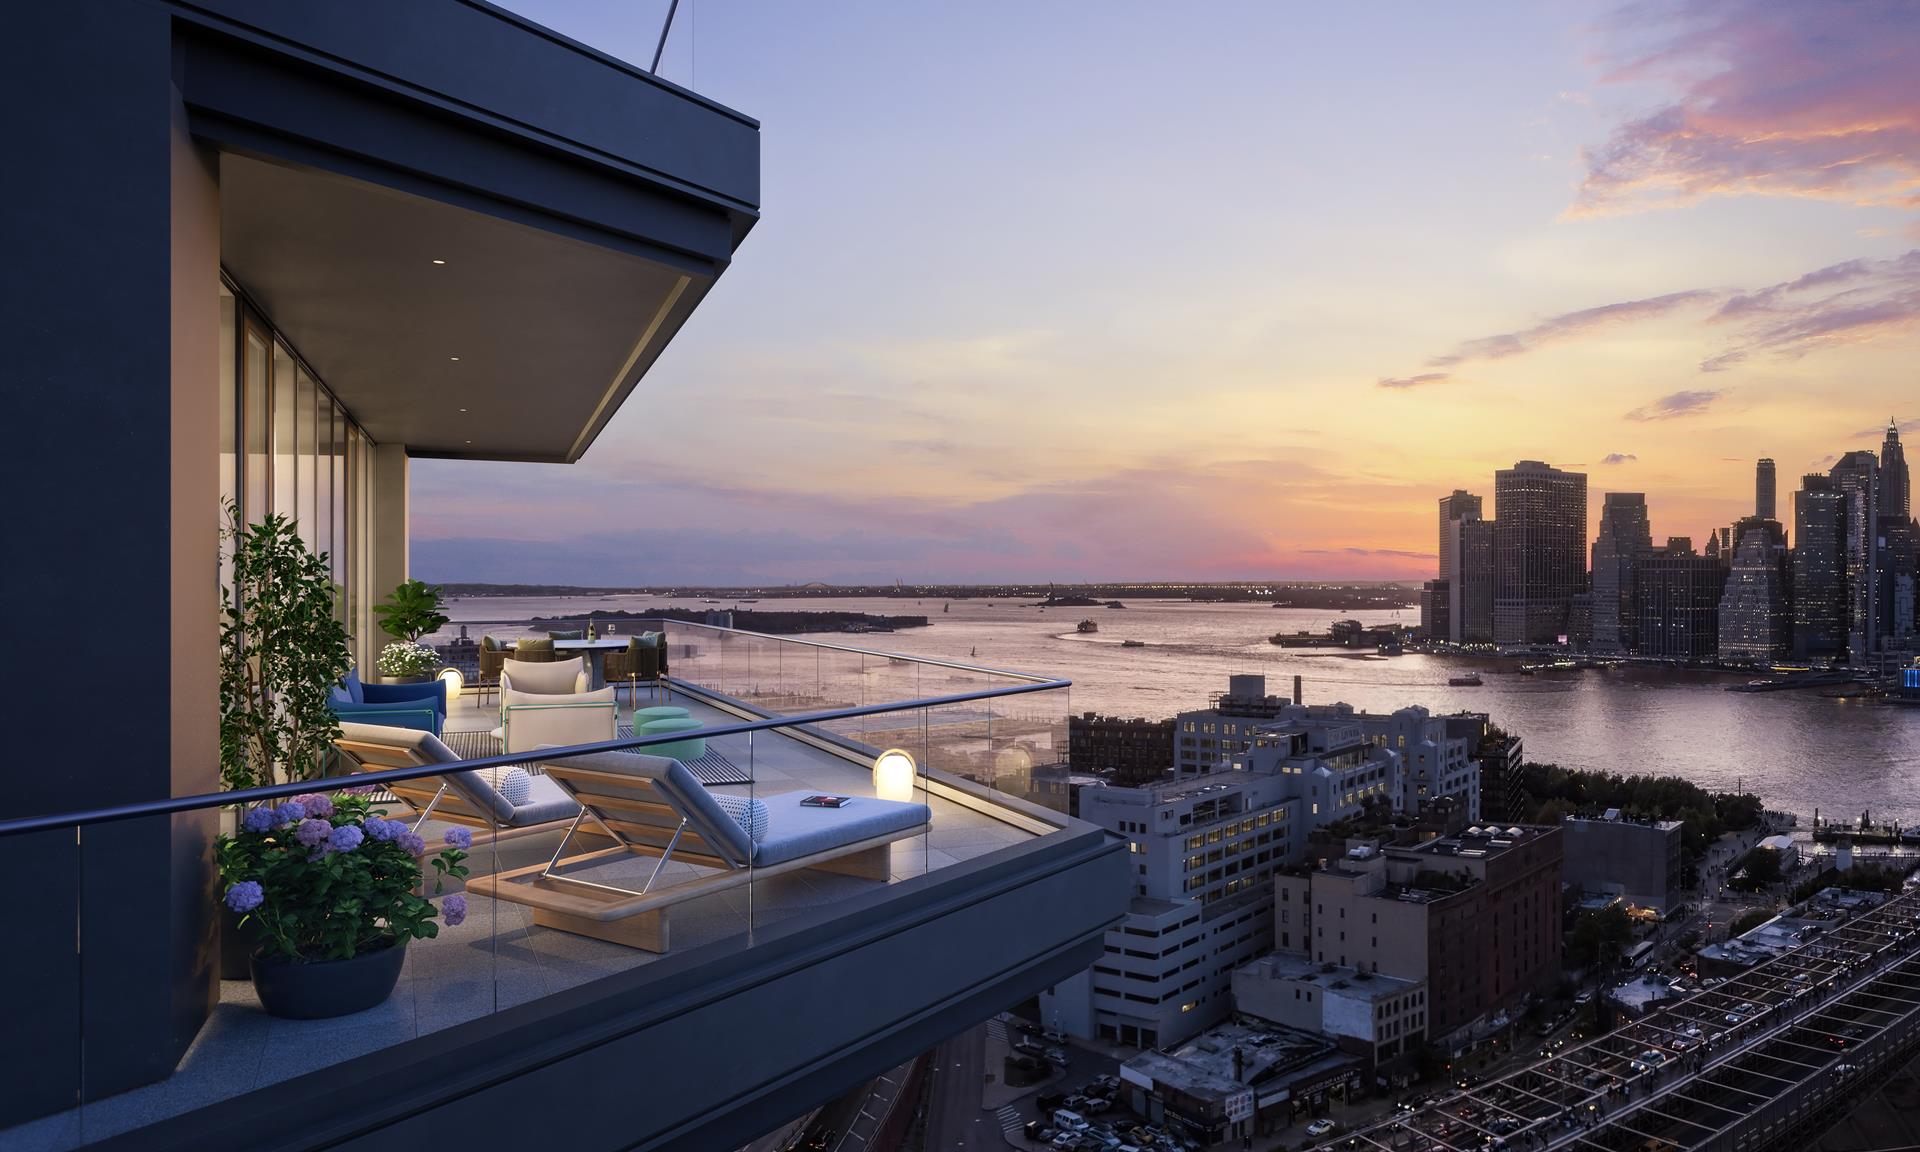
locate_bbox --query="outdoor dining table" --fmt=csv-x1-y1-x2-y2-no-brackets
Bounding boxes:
505,637,630,690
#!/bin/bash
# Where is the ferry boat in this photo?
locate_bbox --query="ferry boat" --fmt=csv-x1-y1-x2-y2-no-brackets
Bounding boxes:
1447,672,1484,687
1077,619,1099,633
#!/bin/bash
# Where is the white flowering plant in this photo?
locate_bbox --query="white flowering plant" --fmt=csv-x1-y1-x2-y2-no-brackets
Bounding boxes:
376,640,438,679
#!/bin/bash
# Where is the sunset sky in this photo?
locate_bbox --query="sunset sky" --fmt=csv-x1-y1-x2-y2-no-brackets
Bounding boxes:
412,0,1920,586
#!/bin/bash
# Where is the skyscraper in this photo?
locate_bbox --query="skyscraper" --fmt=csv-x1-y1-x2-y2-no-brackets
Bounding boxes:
1458,517,1495,644
1590,493,1651,655
1438,490,1485,644
1756,458,1776,520
1493,461,1588,645
1634,537,1727,660
1881,420,1909,521
1438,490,1483,581
1793,474,1847,661
1877,420,1913,652
1831,450,1880,663
1718,517,1791,663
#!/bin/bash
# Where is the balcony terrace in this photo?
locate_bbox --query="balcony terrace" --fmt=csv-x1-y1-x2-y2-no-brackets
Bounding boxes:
2,625,1125,1152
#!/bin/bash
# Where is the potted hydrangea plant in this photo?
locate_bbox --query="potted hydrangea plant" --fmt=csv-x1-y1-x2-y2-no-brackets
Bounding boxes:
376,639,440,684
219,788,471,1019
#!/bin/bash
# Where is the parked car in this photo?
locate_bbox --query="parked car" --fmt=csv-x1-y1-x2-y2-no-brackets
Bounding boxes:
1306,1120,1337,1137
1046,1047,1071,1067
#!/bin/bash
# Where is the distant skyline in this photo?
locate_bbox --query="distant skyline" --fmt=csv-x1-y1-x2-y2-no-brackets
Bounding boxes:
413,0,1920,585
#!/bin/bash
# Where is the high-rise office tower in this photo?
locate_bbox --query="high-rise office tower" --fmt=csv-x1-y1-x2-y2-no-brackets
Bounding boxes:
1634,537,1727,660
1878,420,1913,650
1458,518,1495,643
1756,458,1776,520
1437,490,1484,644
1719,517,1791,663
1831,450,1880,662
1881,420,1909,521
1793,474,1847,661
1590,493,1651,655
1493,461,1588,645
1438,490,1483,581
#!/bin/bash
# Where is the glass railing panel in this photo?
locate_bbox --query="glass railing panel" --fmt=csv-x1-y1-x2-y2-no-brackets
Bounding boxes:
0,654,1068,1150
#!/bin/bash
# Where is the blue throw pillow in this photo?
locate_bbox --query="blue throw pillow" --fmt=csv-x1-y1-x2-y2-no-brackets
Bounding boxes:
333,668,365,704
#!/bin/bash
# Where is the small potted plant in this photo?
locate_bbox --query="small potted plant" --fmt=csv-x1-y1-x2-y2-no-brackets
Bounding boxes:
375,578,450,645
376,639,441,684
219,788,470,1019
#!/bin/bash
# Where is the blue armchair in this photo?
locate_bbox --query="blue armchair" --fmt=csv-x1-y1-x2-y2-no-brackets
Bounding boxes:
328,669,447,735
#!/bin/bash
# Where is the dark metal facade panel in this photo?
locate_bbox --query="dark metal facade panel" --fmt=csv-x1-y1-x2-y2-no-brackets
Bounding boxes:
168,0,759,214
88,825,1129,1152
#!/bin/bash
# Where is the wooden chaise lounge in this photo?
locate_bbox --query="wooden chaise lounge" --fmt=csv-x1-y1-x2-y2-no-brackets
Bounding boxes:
333,722,583,844
464,750,931,952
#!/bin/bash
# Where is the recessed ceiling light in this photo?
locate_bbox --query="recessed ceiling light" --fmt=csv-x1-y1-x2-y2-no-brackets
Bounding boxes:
432,259,446,265
465,439,472,444
449,356,460,361
458,407,468,413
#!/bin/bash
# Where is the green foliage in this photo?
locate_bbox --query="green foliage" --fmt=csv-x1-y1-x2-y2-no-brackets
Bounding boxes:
1565,904,1635,972
1729,907,1777,937
1737,846,1784,888
374,578,449,644
219,506,352,791
217,791,468,962
1519,762,1764,877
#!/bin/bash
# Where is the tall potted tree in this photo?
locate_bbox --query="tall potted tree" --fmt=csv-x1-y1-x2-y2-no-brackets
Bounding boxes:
373,579,450,684
217,505,353,974
219,507,353,792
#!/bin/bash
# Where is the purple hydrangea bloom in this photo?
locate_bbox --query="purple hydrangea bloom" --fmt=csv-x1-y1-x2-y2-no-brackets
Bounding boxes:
441,892,468,927
327,824,364,853
274,799,307,823
398,831,427,856
241,807,279,834
224,881,264,913
294,818,334,848
342,783,380,796
292,793,334,819
364,817,403,842
443,826,472,850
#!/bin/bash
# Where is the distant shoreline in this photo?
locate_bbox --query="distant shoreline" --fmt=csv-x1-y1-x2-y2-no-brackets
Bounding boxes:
437,580,1420,611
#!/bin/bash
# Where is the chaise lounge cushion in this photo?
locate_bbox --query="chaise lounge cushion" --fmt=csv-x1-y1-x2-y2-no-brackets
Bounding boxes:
541,751,931,869
334,722,580,828
749,792,929,867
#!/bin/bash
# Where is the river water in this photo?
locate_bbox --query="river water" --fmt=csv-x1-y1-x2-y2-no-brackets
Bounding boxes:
442,593,1920,824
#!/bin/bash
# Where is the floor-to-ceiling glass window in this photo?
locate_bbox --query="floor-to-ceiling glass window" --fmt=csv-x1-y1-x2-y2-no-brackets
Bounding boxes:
222,273,376,657
219,286,237,589
242,319,270,523
272,342,296,523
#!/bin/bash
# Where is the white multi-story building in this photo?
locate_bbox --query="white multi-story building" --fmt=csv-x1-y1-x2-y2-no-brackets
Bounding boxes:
1174,677,1479,820
1044,770,1305,1049
1045,702,1416,1050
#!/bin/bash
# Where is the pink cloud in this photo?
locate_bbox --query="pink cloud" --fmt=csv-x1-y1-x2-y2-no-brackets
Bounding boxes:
1424,290,1717,368
1377,372,1450,390
1387,250,1920,380
1574,0,1920,215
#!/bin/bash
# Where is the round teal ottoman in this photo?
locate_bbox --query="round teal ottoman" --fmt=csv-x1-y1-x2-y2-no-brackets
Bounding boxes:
633,705,691,725
638,716,706,761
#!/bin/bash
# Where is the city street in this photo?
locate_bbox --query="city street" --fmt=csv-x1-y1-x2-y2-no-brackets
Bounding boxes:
926,1024,999,1152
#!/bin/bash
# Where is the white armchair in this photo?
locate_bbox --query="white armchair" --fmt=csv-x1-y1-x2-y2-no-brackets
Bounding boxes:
500,656,589,696
502,686,618,756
